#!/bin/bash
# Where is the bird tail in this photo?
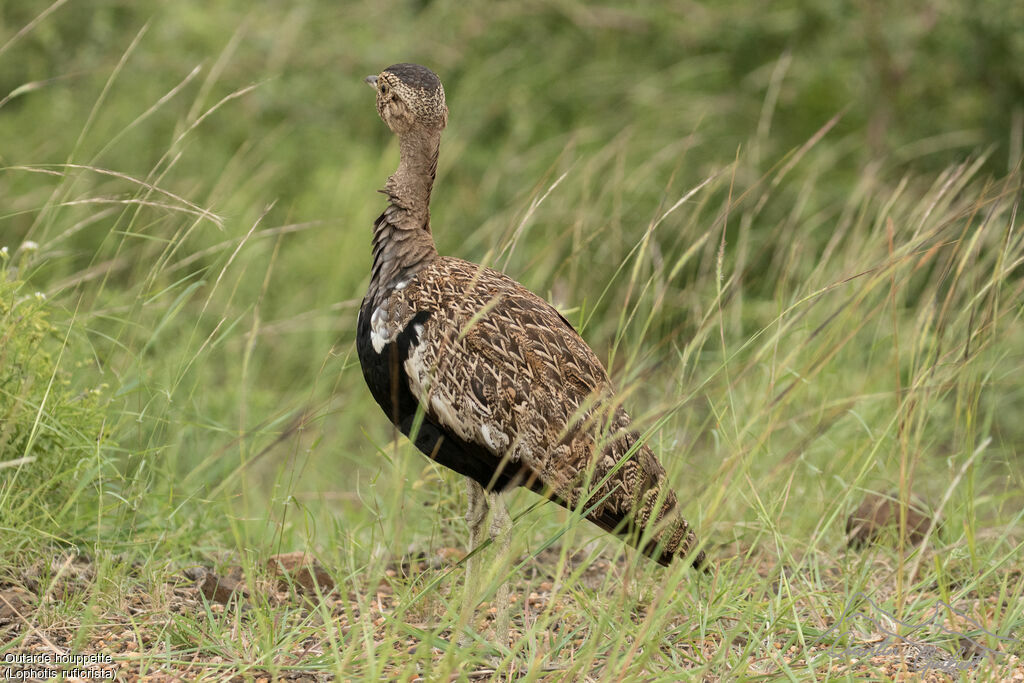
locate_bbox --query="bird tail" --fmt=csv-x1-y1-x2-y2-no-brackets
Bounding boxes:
591,480,708,570
527,438,708,571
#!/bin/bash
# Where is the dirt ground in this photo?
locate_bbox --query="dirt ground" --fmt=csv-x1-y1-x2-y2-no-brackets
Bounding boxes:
1,549,1020,681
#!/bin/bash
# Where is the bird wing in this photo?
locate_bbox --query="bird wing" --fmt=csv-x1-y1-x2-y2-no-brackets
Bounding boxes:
394,257,702,565
400,258,606,483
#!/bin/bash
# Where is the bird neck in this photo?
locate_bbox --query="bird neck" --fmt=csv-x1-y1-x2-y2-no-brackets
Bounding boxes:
385,130,442,225
370,129,442,293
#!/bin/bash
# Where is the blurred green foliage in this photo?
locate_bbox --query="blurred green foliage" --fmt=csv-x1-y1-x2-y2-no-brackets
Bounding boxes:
3,0,1022,226
0,260,110,536
1,1,1021,326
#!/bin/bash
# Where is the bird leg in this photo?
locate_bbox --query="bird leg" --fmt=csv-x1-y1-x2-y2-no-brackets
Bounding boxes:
459,478,489,646
488,491,513,643
459,480,514,647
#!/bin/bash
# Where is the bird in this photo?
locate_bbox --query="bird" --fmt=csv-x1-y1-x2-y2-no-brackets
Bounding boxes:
356,63,706,642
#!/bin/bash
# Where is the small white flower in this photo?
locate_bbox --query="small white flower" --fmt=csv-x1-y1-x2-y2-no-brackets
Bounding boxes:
34,291,46,301
0,246,8,256
20,241,39,252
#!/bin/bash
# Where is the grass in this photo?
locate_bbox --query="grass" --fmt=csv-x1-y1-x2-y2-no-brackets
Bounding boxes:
1,0,1023,680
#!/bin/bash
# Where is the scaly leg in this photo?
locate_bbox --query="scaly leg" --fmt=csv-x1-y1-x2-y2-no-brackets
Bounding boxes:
459,478,489,646
488,491,513,643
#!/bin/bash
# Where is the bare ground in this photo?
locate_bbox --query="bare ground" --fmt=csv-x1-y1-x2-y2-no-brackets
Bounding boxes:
1,547,1021,681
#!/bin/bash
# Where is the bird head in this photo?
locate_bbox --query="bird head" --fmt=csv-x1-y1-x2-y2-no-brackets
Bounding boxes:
365,63,448,137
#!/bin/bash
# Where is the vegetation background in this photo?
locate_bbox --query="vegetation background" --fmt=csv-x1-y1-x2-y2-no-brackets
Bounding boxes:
1,0,1022,679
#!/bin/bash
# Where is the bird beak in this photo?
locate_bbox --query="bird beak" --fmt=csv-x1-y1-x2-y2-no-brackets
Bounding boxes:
364,75,378,89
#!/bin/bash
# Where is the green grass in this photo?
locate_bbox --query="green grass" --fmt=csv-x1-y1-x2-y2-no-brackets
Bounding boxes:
1,0,1023,680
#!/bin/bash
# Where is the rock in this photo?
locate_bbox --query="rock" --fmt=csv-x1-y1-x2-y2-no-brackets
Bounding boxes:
267,552,334,595
193,568,249,604
846,491,934,548
181,566,208,582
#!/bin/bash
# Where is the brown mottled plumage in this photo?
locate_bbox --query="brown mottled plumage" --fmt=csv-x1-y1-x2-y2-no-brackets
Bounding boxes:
356,64,705,580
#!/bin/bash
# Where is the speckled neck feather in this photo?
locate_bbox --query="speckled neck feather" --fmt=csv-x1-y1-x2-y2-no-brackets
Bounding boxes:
369,128,441,300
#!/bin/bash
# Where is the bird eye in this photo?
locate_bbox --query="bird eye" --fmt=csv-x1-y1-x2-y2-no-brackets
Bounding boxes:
379,82,390,96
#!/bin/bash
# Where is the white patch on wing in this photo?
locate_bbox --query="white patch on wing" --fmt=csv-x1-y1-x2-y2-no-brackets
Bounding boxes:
404,339,429,401
369,306,389,353
430,393,464,435
479,424,509,453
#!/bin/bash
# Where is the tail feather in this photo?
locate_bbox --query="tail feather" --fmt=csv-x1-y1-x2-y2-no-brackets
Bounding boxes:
526,441,708,571
589,490,707,570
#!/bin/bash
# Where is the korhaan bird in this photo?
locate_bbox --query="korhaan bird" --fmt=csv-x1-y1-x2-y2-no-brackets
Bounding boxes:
356,63,705,641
